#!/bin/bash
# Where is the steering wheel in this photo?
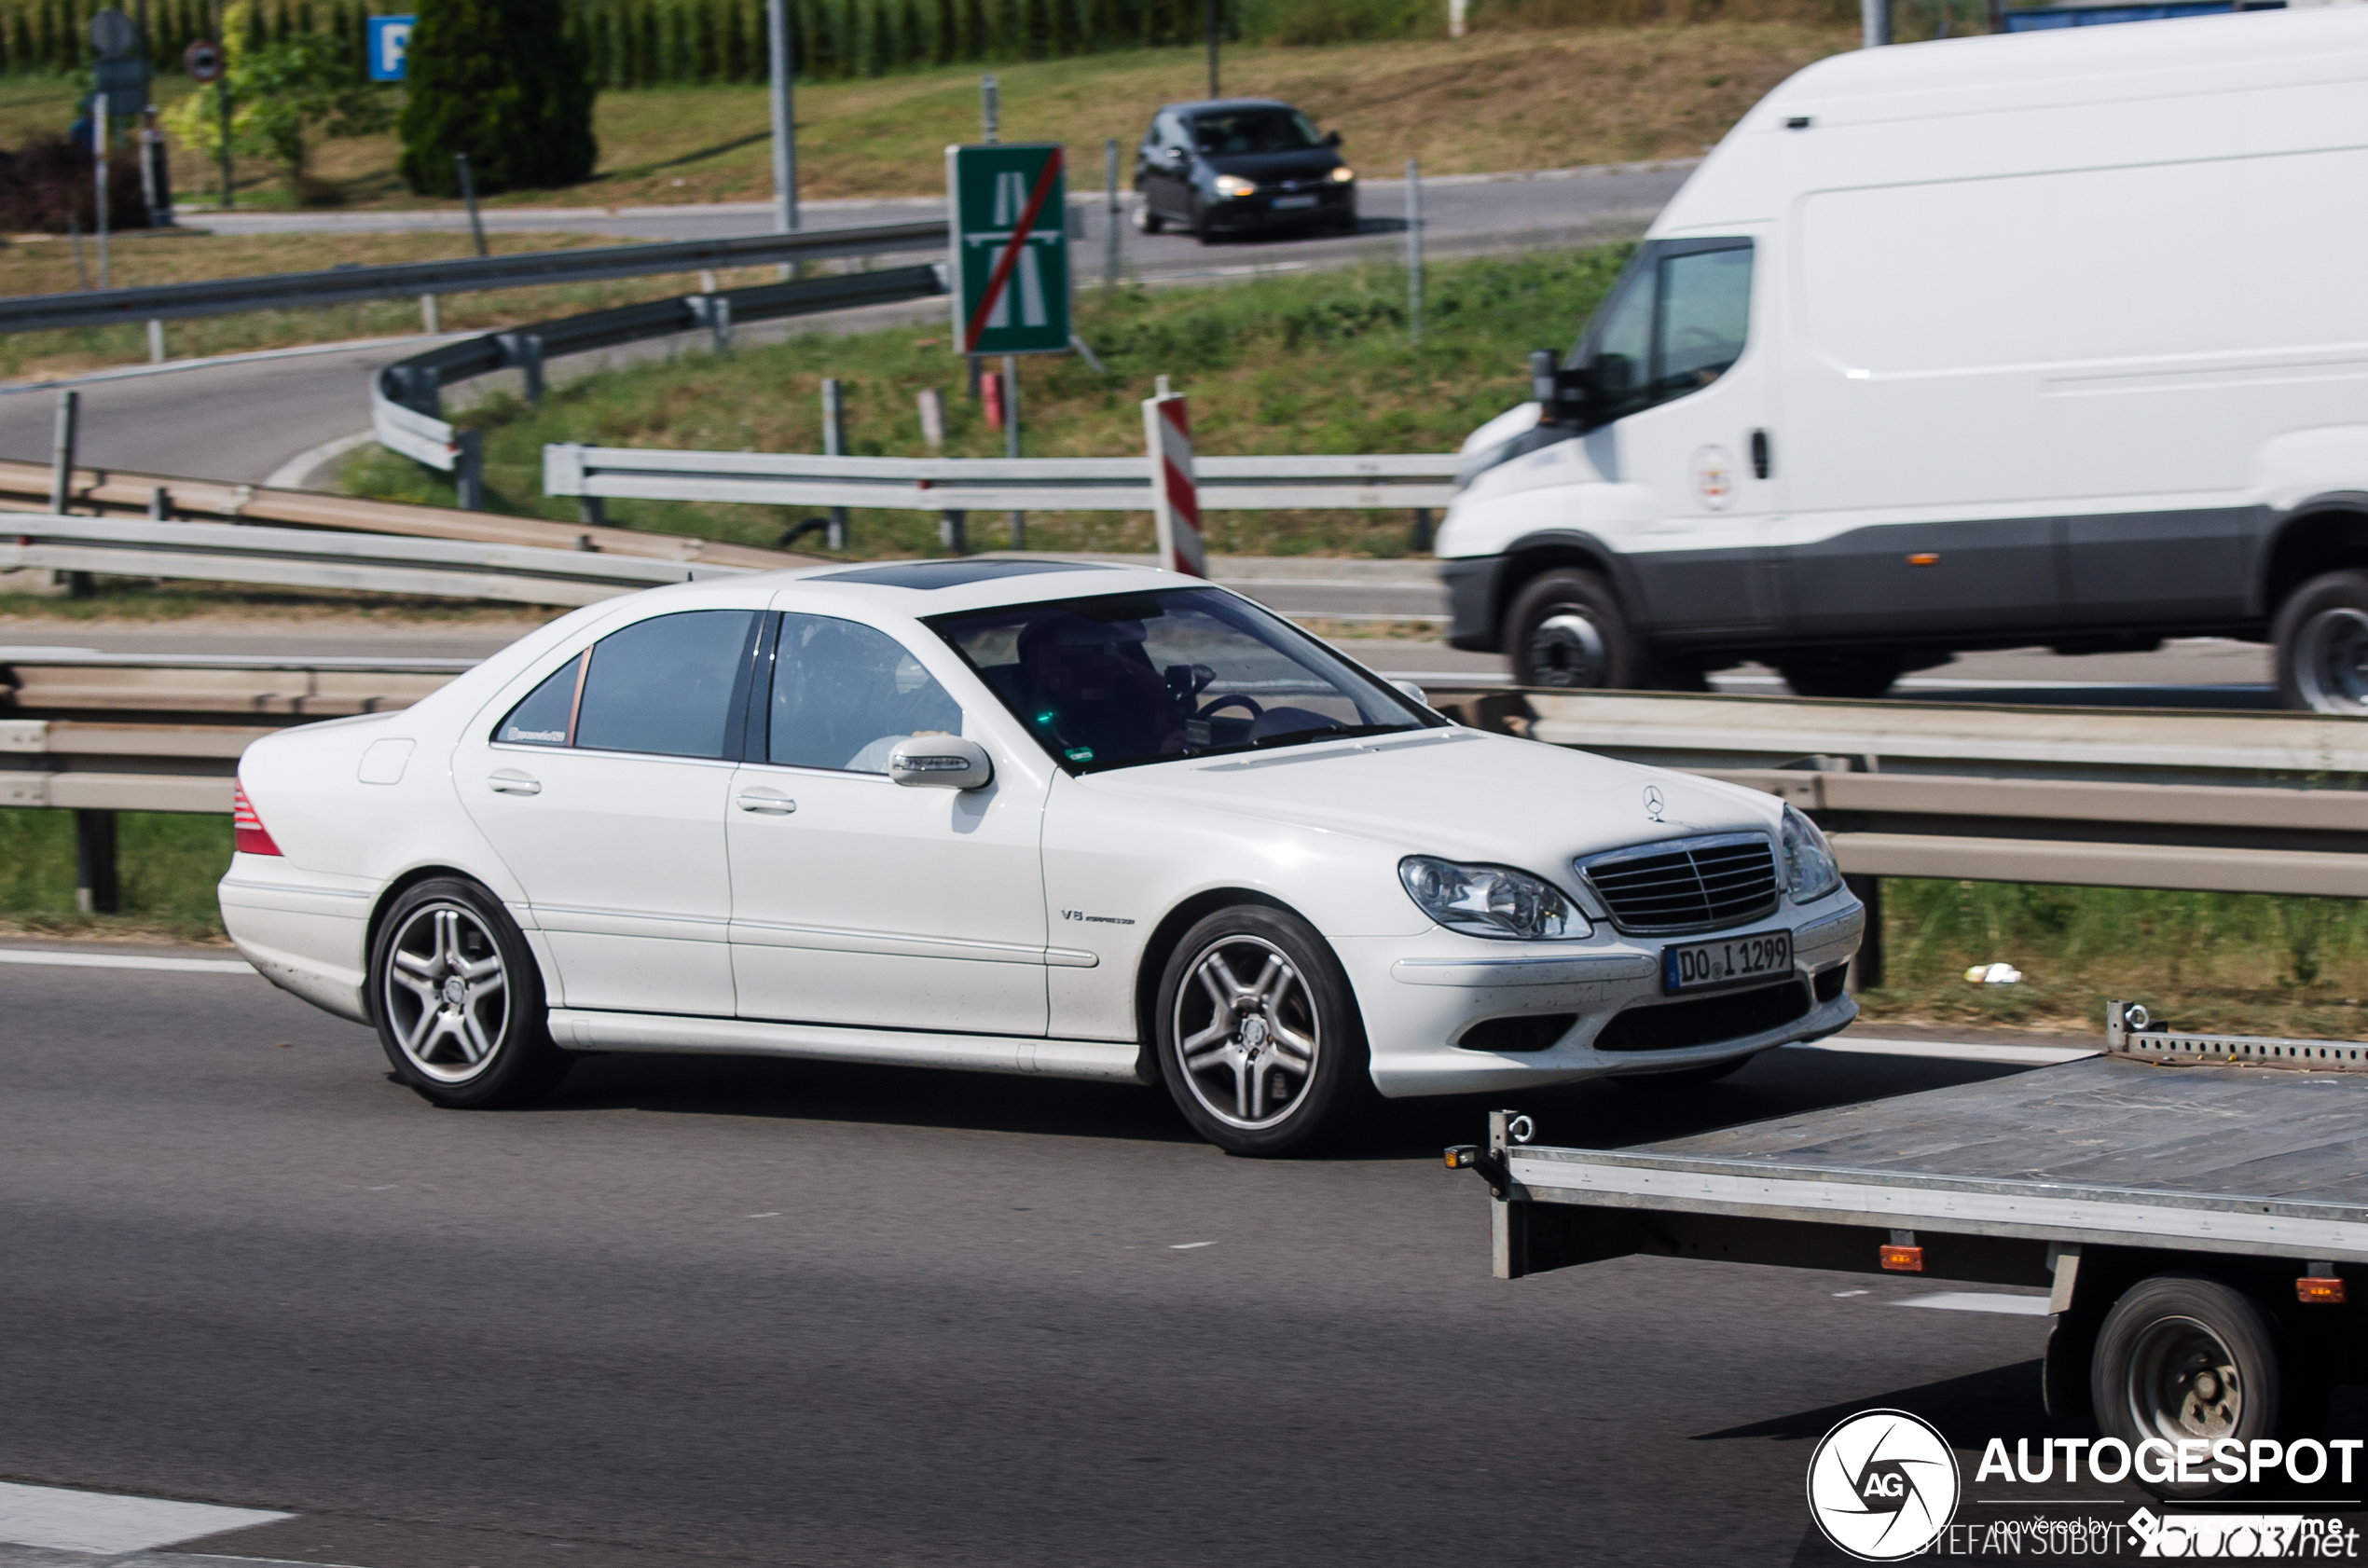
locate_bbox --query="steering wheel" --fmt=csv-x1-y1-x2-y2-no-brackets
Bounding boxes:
1673,326,1728,352
1196,693,1263,722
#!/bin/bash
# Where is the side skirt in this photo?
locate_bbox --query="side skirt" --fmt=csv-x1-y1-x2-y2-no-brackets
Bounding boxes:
548,1009,1143,1082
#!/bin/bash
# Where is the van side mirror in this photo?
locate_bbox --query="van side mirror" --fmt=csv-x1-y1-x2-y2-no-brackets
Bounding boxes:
1527,348,1598,428
1163,145,1188,167
888,736,994,790
1324,130,1343,147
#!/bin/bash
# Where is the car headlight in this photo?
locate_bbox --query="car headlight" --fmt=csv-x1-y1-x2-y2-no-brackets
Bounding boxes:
1780,806,1842,903
1400,856,1588,941
1213,173,1257,199
1329,165,1355,184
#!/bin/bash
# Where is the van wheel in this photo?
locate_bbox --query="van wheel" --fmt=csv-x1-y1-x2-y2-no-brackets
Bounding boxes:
1154,905,1374,1157
2090,1272,2282,1498
2274,570,2368,713
1777,652,1901,699
370,877,569,1110
1507,569,1643,689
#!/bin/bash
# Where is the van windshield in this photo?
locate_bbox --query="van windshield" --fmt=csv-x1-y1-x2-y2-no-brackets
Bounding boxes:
1575,239,1754,421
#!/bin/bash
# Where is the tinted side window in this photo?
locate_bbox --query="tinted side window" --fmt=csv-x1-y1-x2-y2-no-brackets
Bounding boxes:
1579,263,1657,421
1654,246,1753,401
768,613,964,774
496,653,582,747
572,610,759,760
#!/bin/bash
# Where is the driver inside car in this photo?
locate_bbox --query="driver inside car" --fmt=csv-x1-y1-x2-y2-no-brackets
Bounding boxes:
1014,612,1187,761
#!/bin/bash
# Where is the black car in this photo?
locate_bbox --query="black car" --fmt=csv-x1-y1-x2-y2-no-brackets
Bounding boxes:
1133,99,1355,243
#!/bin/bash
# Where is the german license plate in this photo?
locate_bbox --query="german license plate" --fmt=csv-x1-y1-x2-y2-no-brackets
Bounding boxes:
1273,195,1318,210
1663,931,1792,994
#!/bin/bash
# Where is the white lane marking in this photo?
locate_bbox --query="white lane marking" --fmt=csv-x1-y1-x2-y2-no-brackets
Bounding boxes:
0,948,255,975
262,429,376,491
0,1479,291,1553
1170,1242,1215,1250
747,1212,780,1218
1833,1289,1870,1298
1894,1292,2052,1316
1790,1035,2100,1066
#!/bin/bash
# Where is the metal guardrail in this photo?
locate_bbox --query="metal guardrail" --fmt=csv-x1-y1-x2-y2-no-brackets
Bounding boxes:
0,515,750,608
0,221,949,334
0,458,810,573
541,445,1462,515
375,264,948,485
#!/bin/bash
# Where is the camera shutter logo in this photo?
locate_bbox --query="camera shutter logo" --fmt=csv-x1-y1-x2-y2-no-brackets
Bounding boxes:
1806,1410,1961,1561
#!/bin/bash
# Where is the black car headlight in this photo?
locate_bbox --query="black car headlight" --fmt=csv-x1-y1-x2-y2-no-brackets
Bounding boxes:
1400,856,1588,941
1780,806,1842,903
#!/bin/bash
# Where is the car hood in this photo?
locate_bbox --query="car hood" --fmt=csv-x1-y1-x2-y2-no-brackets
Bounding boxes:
1074,727,1780,872
1201,148,1343,184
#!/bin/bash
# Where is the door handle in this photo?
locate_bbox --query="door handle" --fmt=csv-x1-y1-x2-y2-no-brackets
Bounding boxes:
488,770,541,796
736,791,796,814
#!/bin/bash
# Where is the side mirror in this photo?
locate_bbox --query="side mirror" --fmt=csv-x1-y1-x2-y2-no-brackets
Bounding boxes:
1324,130,1343,147
888,736,994,790
1527,348,1598,428
1163,146,1189,167
1390,678,1428,708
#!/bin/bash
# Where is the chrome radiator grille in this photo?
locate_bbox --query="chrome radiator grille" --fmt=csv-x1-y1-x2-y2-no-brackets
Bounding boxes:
1576,832,1780,934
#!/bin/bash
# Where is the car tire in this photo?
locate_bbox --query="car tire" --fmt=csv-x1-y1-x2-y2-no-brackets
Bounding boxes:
2273,569,2368,713
1134,199,1163,235
1776,651,1902,700
1188,195,1213,244
1506,568,1645,689
2089,1272,2286,1498
369,876,570,1110
1154,905,1375,1157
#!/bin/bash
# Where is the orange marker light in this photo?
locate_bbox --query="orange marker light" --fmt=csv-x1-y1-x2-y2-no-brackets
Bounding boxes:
1879,1245,1924,1272
2298,1276,2347,1304
1907,553,1940,567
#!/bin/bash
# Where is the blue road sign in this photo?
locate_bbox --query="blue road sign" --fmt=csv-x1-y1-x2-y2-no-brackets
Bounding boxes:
367,15,414,81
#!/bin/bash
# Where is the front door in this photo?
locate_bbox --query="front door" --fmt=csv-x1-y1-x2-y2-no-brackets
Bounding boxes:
456,605,765,1017
727,611,1051,1036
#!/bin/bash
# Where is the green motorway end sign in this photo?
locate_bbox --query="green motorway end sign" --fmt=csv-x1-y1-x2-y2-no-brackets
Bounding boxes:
947,142,1071,357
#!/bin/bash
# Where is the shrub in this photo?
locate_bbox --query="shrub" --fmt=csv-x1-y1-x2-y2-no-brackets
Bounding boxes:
396,0,599,195
0,132,149,232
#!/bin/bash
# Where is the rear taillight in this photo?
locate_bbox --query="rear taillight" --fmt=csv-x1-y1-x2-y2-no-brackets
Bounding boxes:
232,781,282,857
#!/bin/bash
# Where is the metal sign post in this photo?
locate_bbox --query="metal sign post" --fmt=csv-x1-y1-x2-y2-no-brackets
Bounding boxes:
1144,382,1205,578
765,0,796,250
185,38,228,207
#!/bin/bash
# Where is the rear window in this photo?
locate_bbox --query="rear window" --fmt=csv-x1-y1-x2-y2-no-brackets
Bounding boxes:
494,610,760,760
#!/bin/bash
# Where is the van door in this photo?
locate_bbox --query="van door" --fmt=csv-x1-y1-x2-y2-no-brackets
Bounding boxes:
1580,237,1783,642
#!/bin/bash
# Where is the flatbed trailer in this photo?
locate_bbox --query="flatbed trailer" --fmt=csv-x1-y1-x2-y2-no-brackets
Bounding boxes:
1451,1005,2368,1498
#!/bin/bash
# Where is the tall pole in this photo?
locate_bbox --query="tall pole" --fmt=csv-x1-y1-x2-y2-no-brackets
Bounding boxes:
454,152,488,256
1861,0,1890,46
1102,137,1121,286
1004,356,1022,548
92,101,110,289
216,75,232,208
981,73,998,144
1405,158,1422,346
1205,0,1218,97
765,0,796,238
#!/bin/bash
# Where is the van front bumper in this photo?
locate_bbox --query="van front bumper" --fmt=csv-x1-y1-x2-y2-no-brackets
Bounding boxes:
1440,555,1504,653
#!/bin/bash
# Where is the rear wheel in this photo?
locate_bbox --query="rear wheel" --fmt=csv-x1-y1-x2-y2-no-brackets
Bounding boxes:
370,877,569,1110
1777,651,1902,700
1155,905,1373,1156
1506,568,1645,689
2275,570,2368,713
2090,1272,2284,1498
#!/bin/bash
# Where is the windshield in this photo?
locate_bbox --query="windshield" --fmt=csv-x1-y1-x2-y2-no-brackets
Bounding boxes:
1190,109,1323,156
929,587,1437,773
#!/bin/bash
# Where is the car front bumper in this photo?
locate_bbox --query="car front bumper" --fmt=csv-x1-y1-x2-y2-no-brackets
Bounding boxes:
1207,186,1353,229
1339,897,1866,1098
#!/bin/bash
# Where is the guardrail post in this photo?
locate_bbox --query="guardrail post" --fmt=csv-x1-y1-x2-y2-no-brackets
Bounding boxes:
454,429,486,511
1845,874,1884,993
146,319,164,364
74,808,118,915
1104,138,1122,285
149,487,170,520
1410,506,1433,554
578,496,606,526
1003,357,1025,549
940,509,968,555
822,378,849,551
709,295,733,356
420,293,439,335
49,390,77,513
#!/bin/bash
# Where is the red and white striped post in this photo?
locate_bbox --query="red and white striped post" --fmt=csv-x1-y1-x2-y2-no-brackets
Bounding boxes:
1142,382,1205,578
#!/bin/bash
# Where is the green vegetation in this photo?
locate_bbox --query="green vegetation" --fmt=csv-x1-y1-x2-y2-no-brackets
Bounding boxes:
164,2,393,199
343,245,1630,557
398,0,598,194
0,807,234,940
1858,881,2368,1040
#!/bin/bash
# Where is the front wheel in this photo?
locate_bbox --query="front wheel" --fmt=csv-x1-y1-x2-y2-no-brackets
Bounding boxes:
2090,1272,2286,1498
370,877,569,1109
1505,568,1645,689
1133,198,1163,235
2274,569,2368,713
1155,905,1374,1156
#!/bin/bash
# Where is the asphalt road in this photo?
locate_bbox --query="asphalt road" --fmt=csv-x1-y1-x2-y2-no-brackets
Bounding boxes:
0,165,1683,491
0,951,2120,1568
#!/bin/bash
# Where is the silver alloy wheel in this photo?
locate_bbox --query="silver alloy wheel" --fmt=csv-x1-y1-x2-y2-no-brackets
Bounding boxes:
2292,607,2368,713
382,901,510,1084
2123,1314,2244,1445
1527,611,1608,688
1172,934,1321,1131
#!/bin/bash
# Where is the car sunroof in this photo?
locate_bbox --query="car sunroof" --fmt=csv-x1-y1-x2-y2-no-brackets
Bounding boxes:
814,559,1121,589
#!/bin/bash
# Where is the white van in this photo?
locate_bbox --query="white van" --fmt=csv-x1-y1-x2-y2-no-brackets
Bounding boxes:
1436,7,2368,709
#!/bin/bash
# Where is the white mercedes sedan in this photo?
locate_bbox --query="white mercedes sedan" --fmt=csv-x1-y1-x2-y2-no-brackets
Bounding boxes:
220,558,1864,1155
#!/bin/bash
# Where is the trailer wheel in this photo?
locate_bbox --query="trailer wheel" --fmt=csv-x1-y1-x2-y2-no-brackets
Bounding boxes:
2090,1272,2283,1498
1506,569,1643,689
2274,570,2368,713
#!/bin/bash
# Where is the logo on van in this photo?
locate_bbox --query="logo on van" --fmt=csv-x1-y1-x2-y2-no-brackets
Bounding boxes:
1689,445,1738,511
